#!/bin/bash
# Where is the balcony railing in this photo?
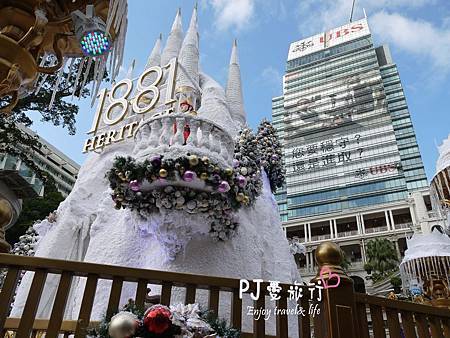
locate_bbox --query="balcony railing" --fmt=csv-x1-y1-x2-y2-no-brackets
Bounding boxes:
310,234,331,242
364,225,388,234
393,222,413,230
336,230,359,238
134,113,235,168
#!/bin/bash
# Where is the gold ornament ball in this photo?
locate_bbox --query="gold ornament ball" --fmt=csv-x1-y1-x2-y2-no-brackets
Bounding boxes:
243,196,250,204
108,311,137,338
159,169,168,178
200,172,209,180
189,155,199,166
202,156,210,165
225,168,233,176
236,193,245,202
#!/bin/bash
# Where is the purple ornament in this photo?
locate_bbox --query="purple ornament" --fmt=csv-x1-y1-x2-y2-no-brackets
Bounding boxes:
150,156,161,166
129,180,141,192
237,175,247,187
183,170,196,182
218,181,231,193
271,154,279,161
233,159,240,168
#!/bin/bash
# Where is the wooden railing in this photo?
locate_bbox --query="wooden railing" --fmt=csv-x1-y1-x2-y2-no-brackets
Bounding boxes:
0,253,314,338
1,242,450,338
355,294,450,338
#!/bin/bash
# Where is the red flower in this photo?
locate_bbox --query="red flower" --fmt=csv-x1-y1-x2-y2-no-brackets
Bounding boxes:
144,305,172,334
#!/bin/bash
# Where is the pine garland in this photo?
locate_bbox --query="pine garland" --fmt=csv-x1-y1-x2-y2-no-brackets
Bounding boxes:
256,119,285,192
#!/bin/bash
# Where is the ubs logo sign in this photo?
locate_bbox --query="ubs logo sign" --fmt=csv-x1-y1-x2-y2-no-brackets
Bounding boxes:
319,23,365,44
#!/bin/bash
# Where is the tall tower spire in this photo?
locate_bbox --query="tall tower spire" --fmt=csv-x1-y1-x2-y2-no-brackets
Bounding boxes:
161,8,183,66
226,39,246,127
175,6,200,113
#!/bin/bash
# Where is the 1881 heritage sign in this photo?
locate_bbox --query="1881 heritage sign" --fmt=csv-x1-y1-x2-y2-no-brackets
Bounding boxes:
82,57,178,153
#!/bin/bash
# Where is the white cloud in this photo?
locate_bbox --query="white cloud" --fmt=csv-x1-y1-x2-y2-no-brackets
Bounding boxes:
260,66,283,93
207,0,255,31
371,12,450,70
295,0,435,36
294,0,449,72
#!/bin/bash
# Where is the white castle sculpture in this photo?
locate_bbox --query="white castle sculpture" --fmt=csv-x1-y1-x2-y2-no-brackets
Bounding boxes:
11,7,299,333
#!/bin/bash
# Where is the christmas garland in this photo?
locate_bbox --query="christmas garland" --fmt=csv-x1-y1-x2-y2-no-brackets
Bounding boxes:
107,150,261,241
89,300,240,338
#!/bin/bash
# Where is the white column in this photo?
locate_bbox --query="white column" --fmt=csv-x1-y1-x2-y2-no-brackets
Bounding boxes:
361,240,366,263
306,251,310,271
329,220,334,239
334,219,338,238
310,252,314,272
389,210,395,230
394,240,401,259
308,223,312,242
385,210,391,230
304,224,308,243
361,215,366,234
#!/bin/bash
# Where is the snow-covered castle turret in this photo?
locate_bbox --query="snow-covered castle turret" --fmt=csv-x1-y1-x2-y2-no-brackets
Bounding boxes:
226,40,247,128
11,7,298,333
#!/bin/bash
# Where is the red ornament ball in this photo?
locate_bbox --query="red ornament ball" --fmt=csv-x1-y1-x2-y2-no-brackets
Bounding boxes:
143,305,172,334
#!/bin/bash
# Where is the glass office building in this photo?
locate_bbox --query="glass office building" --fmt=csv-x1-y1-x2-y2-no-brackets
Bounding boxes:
273,18,439,281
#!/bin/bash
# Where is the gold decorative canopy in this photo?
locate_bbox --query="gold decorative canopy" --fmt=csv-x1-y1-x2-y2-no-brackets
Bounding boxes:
0,0,127,114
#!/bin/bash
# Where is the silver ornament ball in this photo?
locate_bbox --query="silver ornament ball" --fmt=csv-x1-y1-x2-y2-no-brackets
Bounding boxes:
108,311,137,338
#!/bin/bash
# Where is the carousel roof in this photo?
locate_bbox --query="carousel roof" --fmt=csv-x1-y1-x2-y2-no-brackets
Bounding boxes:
436,134,450,174
401,229,450,263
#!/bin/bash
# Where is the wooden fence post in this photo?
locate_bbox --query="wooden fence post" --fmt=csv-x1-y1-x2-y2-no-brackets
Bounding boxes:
311,242,359,338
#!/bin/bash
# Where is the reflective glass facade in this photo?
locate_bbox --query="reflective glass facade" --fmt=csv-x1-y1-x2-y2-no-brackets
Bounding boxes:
273,25,428,221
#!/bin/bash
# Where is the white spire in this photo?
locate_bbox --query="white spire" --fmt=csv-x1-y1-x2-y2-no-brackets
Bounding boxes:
145,34,162,69
125,59,136,79
176,5,199,89
161,8,183,66
226,39,246,128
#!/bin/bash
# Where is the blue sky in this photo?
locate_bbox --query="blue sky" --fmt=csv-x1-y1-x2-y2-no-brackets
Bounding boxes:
30,0,450,180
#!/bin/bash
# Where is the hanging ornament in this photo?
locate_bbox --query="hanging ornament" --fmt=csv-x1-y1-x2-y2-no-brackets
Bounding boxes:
159,169,168,178
144,305,172,334
202,156,210,165
233,159,240,168
200,173,208,180
188,155,199,166
129,180,141,192
218,181,231,193
225,168,233,176
237,175,247,187
236,193,245,202
240,167,248,176
183,171,196,182
151,155,162,167
108,312,138,338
